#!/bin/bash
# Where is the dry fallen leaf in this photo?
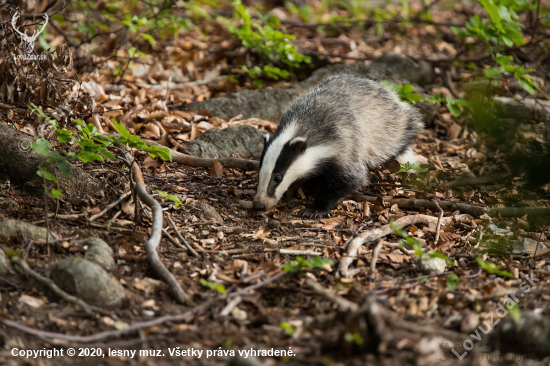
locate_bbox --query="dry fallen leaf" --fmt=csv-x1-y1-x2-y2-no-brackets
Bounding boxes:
212,161,224,178
320,216,345,230
253,226,271,240
18,295,44,308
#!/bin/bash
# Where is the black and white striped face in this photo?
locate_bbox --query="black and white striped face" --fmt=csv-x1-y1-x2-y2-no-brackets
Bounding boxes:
253,122,336,210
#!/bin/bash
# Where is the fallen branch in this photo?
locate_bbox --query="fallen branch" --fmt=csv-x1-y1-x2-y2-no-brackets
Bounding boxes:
337,214,472,278
0,297,218,344
121,147,192,305
352,193,550,217
229,271,287,298
11,256,112,316
140,138,259,170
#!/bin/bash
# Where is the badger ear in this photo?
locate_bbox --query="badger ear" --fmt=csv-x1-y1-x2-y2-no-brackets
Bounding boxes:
289,137,307,154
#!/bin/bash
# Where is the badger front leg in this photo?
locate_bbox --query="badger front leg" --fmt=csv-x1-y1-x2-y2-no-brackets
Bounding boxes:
299,171,358,219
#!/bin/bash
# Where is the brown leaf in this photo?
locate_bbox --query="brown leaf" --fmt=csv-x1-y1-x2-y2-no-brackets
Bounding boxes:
91,207,101,215
212,161,224,178
253,226,271,240
190,123,200,141
320,216,345,230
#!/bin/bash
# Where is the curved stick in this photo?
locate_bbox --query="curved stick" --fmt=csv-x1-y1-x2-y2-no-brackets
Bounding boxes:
337,214,472,278
122,147,192,304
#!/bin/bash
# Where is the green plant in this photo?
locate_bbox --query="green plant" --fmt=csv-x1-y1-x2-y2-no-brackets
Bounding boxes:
241,65,290,87
397,161,428,173
381,81,424,103
381,81,472,116
220,0,311,71
484,54,541,94
476,258,514,278
281,256,333,273
28,104,171,197
280,322,295,335
199,278,227,295
446,273,460,291
390,221,453,264
344,332,364,345
156,190,183,206
451,0,539,94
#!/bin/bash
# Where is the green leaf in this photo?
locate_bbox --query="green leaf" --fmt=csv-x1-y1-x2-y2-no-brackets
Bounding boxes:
400,84,415,94
508,303,521,323
199,278,227,295
479,0,503,32
446,273,460,291
139,33,156,46
428,251,454,265
397,162,428,173
496,54,513,66
113,120,132,140
156,190,182,206
518,78,535,94
49,188,62,199
30,138,52,157
504,27,525,46
55,129,72,143
484,67,502,79
37,168,57,183
280,322,295,335
145,145,172,162
476,258,514,278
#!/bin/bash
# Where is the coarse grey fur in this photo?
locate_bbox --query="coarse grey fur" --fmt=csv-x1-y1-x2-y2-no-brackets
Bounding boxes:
253,74,423,217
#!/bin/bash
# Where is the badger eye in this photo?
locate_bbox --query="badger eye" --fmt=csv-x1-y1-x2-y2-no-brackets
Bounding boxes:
273,174,282,183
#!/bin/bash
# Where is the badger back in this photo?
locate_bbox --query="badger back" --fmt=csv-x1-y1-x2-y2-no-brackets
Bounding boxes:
254,74,423,209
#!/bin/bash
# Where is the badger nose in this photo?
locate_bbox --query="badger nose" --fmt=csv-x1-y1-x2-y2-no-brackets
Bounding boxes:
252,201,265,210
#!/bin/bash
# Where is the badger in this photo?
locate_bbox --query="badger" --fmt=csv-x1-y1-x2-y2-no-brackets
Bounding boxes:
253,74,423,218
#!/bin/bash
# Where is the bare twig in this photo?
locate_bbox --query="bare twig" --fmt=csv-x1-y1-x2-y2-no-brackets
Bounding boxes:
11,256,112,316
89,191,131,222
165,214,201,258
306,279,358,312
229,271,287,298
432,199,444,245
370,239,383,276
220,296,242,317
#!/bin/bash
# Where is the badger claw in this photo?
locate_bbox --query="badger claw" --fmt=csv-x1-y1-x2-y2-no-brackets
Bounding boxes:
299,208,330,219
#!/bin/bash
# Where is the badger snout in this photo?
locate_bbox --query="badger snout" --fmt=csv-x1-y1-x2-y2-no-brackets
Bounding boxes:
252,201,265,210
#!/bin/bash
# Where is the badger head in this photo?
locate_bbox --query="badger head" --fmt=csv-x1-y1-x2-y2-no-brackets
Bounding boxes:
253,131,307,210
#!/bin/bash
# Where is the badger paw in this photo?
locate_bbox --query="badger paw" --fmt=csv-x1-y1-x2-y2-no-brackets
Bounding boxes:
299,208,331,219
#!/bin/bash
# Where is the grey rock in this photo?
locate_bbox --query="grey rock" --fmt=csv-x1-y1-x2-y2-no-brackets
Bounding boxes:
186,52,434,121
0,218,55,242
415,254,447,274
0,123,99,197
191,201,224,223
51,257,125,308
77,237,116,271
187,125,265,159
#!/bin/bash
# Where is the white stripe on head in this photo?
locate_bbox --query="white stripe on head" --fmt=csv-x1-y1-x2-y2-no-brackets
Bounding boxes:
255,122,298,202
274,144,337,200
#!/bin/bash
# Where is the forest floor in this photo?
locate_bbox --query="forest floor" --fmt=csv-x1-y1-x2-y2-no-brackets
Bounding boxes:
1,1,550,365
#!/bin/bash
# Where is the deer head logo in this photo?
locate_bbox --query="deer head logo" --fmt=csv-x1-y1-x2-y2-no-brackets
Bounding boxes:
11,11,49,57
